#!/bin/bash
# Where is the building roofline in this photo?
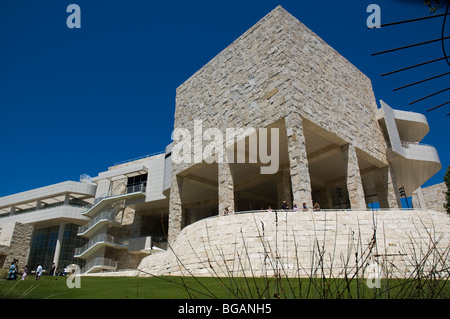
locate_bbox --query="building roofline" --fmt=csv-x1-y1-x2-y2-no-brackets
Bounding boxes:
0,181,96,210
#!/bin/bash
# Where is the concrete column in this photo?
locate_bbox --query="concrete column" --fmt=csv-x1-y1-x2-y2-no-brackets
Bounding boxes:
168,175,183,242
276,169,292,208
218,162,235,215
285,114,312,207
53,221,65,269
379,165,401,208
95,179,112,198
64,194,70,205
342,144,366,209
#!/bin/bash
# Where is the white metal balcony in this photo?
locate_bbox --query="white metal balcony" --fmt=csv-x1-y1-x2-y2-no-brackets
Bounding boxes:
77,211,121,237
82,184,146,218
82,257,118,274
377,100,441,195
74,234,128,259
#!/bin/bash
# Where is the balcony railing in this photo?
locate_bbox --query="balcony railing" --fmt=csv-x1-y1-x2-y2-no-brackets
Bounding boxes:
85,183,146,210
0,202,89,219
77,211,118,235
401,141,435,149
81,257,117,274
126,183,147,194
113,151,164,166
82,183,147,218
74,234,128,257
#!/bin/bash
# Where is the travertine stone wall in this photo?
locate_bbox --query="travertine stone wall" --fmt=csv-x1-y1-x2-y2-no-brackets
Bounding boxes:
0,222,33,269
283,9,386,165
138,209,450,278
168,175,183,241
378,165,401,208
173,6,295,174
173,5,387,165
169,6,388,240
342,144,366,209
285,113,313,206
412,182,447,214
218,162,235,215
0,222,15,247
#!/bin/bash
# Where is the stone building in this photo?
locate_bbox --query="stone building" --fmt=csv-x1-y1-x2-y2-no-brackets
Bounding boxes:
0,6,445,275
166,6,441,241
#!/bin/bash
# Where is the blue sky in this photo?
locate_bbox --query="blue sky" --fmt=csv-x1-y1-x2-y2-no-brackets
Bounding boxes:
0,0,448,197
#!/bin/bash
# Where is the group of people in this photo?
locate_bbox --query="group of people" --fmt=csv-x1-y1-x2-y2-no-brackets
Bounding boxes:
6,259,29,280
222,201,322,215
6,259,42,281
5,260,67,281
268,201,321,212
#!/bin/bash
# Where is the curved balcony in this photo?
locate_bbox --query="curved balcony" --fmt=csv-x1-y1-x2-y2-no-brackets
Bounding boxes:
397,141,441,163
377,100,441,196
74,234,128,259
77,211,121,238
388,142,441,195
377,100,430,144
391,109,429,143
0,181,96,216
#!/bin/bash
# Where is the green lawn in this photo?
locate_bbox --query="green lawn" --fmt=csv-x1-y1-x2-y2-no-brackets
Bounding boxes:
0,275,215,299
1,275,449,299
0,275,251,299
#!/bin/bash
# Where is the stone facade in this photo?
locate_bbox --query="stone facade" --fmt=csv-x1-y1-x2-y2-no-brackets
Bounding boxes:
342,144,366,209
0,222,33,269
284,113,313,207
412,182,447,214
168,6,389,241
139,209,450,278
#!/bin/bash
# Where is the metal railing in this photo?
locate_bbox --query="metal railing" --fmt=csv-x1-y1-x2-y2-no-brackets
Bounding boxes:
74,234,128,257
401,141,435,149
212,207,422,218
113,151,164,166
77,211,118,235
126,183,146,194
83,183,146,212
81,257,117,273
0,202,90,219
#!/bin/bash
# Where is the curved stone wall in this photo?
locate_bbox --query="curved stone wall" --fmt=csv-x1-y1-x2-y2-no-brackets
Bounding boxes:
138,210,450,278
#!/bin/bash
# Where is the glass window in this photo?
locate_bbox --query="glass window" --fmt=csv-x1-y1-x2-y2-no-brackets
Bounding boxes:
127,173,147,187
27,224,87,273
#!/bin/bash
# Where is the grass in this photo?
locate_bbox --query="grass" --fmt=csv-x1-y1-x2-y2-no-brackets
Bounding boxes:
0,275,254,299
0,275,226,299
1,275,449,299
